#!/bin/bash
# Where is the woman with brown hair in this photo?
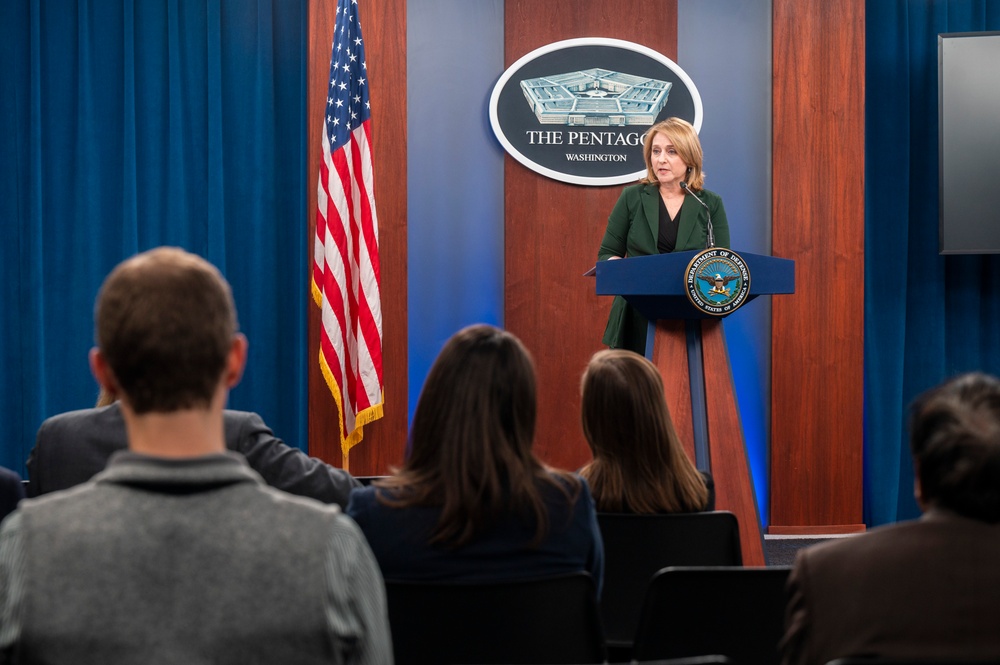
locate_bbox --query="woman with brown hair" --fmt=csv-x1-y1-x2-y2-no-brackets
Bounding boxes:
346,324,604,588
579,349,713,513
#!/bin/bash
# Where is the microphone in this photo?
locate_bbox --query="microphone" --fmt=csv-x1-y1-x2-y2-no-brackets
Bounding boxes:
680,181,715,249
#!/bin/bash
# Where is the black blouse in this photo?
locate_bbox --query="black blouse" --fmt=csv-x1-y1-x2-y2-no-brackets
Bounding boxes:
657,194,680,253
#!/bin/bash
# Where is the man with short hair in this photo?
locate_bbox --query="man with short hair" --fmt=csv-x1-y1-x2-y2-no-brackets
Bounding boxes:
780,372,1000,665
0,247,391,664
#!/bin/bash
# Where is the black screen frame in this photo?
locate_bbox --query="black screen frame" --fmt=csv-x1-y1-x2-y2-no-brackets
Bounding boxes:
938,31,1000,255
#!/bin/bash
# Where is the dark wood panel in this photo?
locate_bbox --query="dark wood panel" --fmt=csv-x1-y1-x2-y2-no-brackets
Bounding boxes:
505,0,679,472
307,0,407,475
770,0,865,530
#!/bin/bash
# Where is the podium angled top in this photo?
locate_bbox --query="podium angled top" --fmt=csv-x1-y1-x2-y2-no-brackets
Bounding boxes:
593,249,795,320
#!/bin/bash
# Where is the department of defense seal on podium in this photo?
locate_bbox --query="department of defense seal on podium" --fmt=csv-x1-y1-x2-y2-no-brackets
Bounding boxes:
685,248,751,316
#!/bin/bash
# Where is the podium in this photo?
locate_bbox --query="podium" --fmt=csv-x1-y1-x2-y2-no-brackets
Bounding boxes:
594,250,794,566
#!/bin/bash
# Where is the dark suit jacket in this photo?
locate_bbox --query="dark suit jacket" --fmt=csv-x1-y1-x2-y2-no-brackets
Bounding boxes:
27,403,360,508
598,183,730,353
780,509,1000,665
346,475,605,595
0,466,25,524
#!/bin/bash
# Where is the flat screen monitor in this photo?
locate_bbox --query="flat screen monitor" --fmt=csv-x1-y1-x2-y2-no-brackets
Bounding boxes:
938,31,1000,254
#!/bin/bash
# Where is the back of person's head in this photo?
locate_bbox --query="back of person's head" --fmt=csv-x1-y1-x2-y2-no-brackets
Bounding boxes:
579,349,708,513
409,324,537,471
95,247,238,414
382,324,577,546
909,372,1000,523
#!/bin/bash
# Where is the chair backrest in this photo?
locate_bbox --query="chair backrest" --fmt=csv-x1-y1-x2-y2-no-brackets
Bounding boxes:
827,656,1000,665
485,657,734,665
597,511,742,649
354,475,389,486
631,566,792,665
634,658,734,665
384,572,606,665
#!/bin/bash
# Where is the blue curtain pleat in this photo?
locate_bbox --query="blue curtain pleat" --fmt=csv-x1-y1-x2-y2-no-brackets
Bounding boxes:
0,1,32,475
0,0,308,475
865,0,1000,525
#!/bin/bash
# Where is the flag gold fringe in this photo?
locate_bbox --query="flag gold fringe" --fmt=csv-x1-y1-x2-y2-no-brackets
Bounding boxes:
317,342,384,471
311,278,324,309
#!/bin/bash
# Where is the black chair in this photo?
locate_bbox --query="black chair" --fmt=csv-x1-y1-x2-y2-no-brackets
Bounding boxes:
597,511,742,656
631,566,792,665
488,658,734,665
354,475,389,486
384,572,606,665
827,656,1000,665
633,658,734,665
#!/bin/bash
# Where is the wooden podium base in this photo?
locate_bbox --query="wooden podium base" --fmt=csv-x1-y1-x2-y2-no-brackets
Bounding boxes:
767,524,866,536
651,319,767,566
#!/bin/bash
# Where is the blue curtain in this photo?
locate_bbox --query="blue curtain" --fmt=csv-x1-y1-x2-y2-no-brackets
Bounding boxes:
865,0,1000,525
0,0,309,476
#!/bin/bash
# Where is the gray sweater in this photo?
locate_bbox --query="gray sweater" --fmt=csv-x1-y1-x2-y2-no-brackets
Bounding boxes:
0,452,392,665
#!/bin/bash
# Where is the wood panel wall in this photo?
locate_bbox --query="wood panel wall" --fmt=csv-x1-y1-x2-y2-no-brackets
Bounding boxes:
307,0,407,475
769,0,866,533
504,0,679,472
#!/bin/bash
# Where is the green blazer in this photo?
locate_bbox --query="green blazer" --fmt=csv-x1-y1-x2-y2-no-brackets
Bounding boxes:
598,183,730,353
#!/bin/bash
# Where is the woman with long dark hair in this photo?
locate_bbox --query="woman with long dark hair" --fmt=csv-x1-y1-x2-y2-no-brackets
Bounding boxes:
347,324,603,588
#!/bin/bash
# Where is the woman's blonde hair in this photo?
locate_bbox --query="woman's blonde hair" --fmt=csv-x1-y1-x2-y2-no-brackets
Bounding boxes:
579,349,709,513
640,117,706,191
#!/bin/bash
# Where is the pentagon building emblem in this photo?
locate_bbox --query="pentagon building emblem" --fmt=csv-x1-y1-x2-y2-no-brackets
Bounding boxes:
490,38,702,186
520,69,671,127
685,249,752,316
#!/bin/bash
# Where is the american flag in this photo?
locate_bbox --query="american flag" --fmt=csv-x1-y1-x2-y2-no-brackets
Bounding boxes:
312,0,383,463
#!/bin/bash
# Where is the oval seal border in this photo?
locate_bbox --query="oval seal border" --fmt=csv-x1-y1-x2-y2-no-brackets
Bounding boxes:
684,248,752,316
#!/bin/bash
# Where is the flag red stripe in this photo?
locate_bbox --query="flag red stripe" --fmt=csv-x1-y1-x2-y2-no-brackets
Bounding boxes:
319,151,358,438
331,146,363,409
359,122,382,283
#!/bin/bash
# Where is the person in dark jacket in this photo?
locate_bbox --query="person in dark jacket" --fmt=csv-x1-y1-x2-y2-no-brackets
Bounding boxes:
781,372,1000,665
0,466,24,524
28,402,359,508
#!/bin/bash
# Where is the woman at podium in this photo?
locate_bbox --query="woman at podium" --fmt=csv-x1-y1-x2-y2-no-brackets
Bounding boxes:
597,117,730,354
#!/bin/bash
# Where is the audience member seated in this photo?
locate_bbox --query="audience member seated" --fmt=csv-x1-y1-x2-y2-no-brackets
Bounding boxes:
781,372,1000,665
28,393,360,508
579,349,713,513
0,466,24,524
0,247,390,663
347,324,604,591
